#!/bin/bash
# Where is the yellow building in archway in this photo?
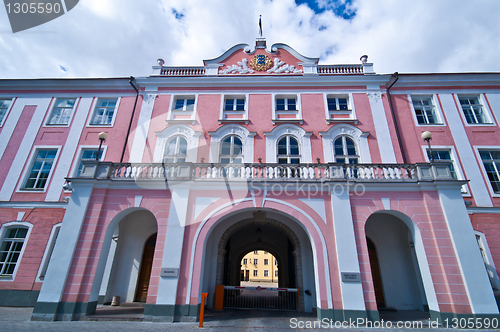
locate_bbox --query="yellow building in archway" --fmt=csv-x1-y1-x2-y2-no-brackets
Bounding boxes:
240,250,278,283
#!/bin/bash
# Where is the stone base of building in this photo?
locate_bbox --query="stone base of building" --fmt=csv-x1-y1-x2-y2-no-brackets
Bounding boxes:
143,304,199,322
0,289,39,307
316,308,379,322
31,301,97,321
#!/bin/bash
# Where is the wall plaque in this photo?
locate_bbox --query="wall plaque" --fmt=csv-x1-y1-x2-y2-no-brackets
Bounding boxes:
161,268,179,277
341,272,361,282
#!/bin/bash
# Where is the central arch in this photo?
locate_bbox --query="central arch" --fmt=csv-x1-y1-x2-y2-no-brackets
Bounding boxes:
197,207,320,313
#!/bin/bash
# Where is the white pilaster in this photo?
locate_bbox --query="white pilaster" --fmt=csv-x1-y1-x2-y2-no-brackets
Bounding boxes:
37,183,94,303
156,185,190,304
367,92,397,163
331,188,365,311
438,186,498,314
129,93,157,163
439,94,492,207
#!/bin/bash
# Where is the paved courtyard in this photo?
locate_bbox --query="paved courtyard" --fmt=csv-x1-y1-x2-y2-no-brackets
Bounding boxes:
1,306,499,331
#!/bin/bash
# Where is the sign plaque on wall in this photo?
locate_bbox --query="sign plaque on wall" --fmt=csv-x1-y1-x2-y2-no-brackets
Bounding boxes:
341,272,361,282
161,268,179,277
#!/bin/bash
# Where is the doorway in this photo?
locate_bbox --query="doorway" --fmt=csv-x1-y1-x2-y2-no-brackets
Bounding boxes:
135,234,157,302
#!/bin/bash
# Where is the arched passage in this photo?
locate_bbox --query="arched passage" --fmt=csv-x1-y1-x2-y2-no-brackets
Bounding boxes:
90,208,158,305
365,211,431,312
196,208,320,313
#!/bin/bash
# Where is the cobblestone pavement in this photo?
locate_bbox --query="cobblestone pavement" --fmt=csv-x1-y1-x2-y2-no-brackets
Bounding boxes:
2,307,500,331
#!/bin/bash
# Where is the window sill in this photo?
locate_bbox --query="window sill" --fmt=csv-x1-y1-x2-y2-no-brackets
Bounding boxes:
218,119,249,124
326,118,358,125
272,118,303,125
165,119,196,125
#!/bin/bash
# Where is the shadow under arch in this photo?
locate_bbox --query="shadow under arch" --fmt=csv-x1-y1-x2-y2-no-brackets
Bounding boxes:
191,206,328,315
88,207,158,308
365,210,439,316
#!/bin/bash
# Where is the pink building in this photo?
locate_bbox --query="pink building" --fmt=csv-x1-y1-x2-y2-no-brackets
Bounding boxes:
0,39,499,323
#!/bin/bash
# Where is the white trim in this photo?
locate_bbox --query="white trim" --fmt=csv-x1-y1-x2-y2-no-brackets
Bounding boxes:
408,94,446,127
43,97,79,127
473,146,500,198
0,97,15,127
320,124,371,164
474,230,500,291
86,97,121,127
272,93,302,124
36,223,62,282
16,146,62,194
454,93,496,127
219,93,249,123
69,145,108,178
264,124,312,163
439,94,493,207
0,98,51,201
154,124,202,163
367,92,397,163
0,221,33,282
324,93,357,123
129,93,157,162
208,124,256,163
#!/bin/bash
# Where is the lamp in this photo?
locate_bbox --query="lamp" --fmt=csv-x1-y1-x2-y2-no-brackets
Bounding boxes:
96,132,108,161
421,131,434,162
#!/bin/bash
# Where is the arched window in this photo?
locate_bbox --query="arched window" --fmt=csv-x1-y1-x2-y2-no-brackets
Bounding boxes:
0,226,28,276
334,136,358,164
164,136,187,163
278,136,300,164
220,135,243,163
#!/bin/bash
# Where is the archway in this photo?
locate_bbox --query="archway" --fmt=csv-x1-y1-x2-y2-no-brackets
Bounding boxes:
365,212,427,312
199,208,318,313
134,233,157,302
93,208,158,305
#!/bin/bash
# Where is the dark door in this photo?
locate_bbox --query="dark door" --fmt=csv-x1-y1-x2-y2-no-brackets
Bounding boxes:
134,234,157,302
367,237,385,308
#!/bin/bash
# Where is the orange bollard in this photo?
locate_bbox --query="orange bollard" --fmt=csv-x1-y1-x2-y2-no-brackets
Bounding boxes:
199,292,209,328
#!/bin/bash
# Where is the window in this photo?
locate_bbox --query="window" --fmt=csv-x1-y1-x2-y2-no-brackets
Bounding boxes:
427,150,457,179
275,270,279,277
38,225,60,280
225,98,245,111
253,258,258,265
264,251,268,254
47,98,76,125
174,98,195,111
253,270,258,277
476,232,500,290
327,97,349,111
91,98,117,125
76,149,102,176
275,259,278,266
460,96,489,124
220,135,243,163
264,270,269,277
264,259,269,265
24,149,57,190
334,136,358,164
480,150,500,193
0,99,12,125
0,227,28,277
412,96,438,124
278,136,300,164
164,136,187,163
254,250,258,254
243,258,247,265
276,98,296,111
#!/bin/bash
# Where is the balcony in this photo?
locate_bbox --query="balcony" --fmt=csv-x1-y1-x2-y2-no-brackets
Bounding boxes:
75,162,456,183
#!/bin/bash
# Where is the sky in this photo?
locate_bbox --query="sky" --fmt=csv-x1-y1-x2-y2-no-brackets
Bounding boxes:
1,0,500,79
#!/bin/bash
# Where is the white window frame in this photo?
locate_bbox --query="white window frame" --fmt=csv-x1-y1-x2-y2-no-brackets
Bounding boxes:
264,124,312,163
277,135,301,164
324,93,357,123
36,223,61,282
167,94,198,124
18,146,61,192
409,94,445,126
45,97,78,127
209,124,255,163
422,145,469,195
475,146,500,197
253,270,258,277
219,94,248,123
154,124,202,163
264,269,269,277
455,94,495,126
0,221,33,281
272,94,302,124
71,145,107,177
164,135,188,163
320,124,371,164
0,98,14,127
243,258,247,265
219,134,244,164
88,97,120,127
264,259,269,265
334,135,359,164
475,231,500,291
253,258,258,265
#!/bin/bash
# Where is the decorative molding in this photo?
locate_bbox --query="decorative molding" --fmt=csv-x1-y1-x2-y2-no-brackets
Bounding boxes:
219,59,255,75
219,57,303,75
268,58,303,74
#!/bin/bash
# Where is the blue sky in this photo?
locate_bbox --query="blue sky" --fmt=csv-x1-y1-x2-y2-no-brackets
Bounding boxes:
1,0,500,79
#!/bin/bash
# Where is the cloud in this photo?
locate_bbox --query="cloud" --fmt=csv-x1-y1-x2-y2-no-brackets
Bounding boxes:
0,0,499,79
